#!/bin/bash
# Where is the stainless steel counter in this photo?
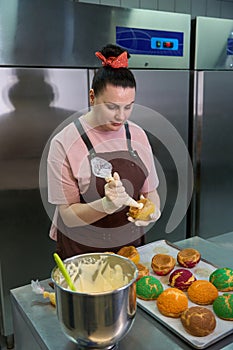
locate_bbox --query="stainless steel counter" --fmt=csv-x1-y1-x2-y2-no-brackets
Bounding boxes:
10,237,233,350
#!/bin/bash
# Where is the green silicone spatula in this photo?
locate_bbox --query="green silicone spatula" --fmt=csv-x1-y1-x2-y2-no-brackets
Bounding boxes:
53,253,76,291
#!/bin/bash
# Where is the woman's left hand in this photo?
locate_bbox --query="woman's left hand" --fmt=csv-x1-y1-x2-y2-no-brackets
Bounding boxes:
128,207,161,226
127,191,161,226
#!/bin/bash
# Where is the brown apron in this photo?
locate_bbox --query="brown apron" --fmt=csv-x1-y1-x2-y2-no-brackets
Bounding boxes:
56,119,148,259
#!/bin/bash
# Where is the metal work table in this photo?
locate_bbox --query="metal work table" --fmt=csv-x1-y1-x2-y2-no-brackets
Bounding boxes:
10,237,233,350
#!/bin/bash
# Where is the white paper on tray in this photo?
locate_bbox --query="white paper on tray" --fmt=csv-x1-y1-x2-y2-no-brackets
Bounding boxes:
136,240,233,349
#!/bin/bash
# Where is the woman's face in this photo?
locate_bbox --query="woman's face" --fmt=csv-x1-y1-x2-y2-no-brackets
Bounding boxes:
90,84,135,132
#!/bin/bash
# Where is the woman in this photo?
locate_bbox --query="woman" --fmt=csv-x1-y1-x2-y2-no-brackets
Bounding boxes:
47,44,160,259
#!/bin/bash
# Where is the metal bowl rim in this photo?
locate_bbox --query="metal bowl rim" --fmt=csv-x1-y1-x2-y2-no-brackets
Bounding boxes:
51,252,138,295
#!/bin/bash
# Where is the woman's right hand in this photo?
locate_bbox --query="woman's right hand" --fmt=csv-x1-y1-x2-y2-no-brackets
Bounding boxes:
102,172,130,214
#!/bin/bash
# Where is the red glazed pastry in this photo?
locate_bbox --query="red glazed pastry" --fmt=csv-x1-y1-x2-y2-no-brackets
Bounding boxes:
169,268,196,291
151,254,176,276
177,248,201,268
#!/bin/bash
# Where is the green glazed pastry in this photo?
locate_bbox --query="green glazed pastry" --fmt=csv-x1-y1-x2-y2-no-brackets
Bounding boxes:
213,294,233,320
136,275,163,300
209,267,233,291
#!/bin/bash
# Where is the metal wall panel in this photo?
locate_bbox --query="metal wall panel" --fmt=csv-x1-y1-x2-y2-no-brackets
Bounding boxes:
221,1,233,19
80,0,99,3
158,0,175,12
100,0,121,5
122,0,140,8
175,0,191,14
78,0,233,19
140,0,158,10
206,0,221,18
191,0,207,17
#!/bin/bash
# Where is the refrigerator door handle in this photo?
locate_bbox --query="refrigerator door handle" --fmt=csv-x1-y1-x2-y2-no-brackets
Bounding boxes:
192,71,204,236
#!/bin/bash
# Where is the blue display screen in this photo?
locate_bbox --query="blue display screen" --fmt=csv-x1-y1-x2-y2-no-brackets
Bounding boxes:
227,38,233,55
116,26,184,56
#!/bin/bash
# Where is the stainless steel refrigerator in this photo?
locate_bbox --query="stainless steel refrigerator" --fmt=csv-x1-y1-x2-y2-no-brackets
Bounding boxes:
131,69,191,243
191,17,233,238
0,67,89,344
0,0,192,343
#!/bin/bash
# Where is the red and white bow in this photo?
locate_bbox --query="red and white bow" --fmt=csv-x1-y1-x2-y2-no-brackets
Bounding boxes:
95,51,128,68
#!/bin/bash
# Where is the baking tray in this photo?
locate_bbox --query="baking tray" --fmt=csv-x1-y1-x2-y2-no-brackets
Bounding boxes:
136,240,233,349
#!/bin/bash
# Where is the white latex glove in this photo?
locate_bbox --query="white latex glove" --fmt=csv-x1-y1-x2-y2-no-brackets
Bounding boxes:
102,172,131,214
127,195,161,226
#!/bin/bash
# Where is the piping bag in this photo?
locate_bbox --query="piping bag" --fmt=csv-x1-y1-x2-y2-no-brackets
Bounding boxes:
91,157,143,209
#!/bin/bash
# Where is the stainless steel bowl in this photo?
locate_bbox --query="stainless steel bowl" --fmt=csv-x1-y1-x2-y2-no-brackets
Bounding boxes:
51,253,138,349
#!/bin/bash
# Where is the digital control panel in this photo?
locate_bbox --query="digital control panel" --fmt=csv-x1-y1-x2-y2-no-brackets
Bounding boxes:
151,37,179,50
116,26,184,57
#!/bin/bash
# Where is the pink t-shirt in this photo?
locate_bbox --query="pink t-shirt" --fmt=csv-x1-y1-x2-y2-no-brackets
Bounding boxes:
47,116,159,239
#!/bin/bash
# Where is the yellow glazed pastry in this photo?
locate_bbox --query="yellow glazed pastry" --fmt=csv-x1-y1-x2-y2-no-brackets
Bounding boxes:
128,198,155,221
117,246,140,264
43,291,56,306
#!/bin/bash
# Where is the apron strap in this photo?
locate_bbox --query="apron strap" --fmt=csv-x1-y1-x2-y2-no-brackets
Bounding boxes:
74,118,138,159
124,121,138,159
74,118,96,159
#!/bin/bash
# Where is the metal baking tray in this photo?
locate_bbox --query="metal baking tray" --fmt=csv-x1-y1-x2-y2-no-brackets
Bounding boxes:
136,240,233,349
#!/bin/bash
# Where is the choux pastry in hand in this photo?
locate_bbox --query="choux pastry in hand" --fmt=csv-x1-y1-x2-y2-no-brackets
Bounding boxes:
128,197,155,221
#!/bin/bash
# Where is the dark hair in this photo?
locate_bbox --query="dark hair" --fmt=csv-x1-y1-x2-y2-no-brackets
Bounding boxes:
92,44,136,96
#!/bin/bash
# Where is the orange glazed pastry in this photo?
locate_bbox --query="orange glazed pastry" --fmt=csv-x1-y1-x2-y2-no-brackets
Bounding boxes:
177,248,201,268
128,197,155,221
157,288,188,318
136,263,149,281
117,246,140,264
151,254,176,276
187,280,218,305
